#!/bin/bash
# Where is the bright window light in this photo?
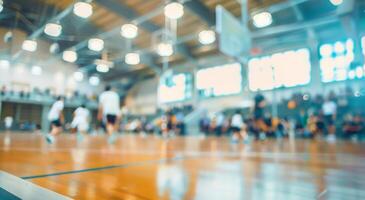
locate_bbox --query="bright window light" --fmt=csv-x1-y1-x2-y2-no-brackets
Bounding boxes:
96,63,109,73
329,0,343,6
252,11,273,28
164,2,184,19
88,38,104,52
157,42,173,57
31,65,42,75
0,59,10,70
62,50,77,63
196,63,242,97
248,48,311,91
73,2,92,18
73,71,84,82
125,53,140,65
319,39,356,83
121,24,138,39
89,75,100,86
158,73,192,103
44,23,62,37
198,30,216,45
22,39,37,52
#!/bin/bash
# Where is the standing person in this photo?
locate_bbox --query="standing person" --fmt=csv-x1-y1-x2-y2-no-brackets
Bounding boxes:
322,97,337,142
98,85,120,144
71,104,90,142
253,93,267,140
215,112,225,137
231,110,246,143
46,96,64,144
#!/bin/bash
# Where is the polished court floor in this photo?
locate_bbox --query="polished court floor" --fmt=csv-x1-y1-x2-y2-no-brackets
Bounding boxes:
1,133,365,200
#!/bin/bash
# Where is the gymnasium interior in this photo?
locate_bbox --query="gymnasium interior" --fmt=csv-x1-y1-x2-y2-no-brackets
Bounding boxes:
1,0,365,199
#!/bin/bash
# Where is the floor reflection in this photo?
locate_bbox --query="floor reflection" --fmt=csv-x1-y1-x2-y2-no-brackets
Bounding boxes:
157,164,188,200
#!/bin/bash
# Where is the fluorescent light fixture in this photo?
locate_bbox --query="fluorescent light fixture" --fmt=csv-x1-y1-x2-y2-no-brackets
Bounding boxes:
22,39,37,52
125,53,140,65
329,0,343,6
88,38,104,52
73,71,84,82
164,2,184,19
63,50,78,63
89,75,100,86
0,0,3,13
0,59,10,70
198,30,216,45
31,65,42,75
157,42,173,57
44,22,62,37
121,24,138,39
252,11,273,28
96,63,109,73
73,2,92,18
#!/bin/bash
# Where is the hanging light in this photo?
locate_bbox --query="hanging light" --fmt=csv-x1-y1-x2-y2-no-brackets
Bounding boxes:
198,30,216,45
329,0,343,6
73,71,84,82
44,22,62,37
157,42,173,57
22,39,37,52
252,11,273,28
0,59,10,70
89,75,100,86
164,2,184,19
96,63,109,73
88,38,104,51
125,53,140,65
121,24,138,39
62,50,78,63
31,65,42,75
73,2,93,18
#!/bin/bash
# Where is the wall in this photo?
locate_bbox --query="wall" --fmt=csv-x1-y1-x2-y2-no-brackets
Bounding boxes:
0,28,104,97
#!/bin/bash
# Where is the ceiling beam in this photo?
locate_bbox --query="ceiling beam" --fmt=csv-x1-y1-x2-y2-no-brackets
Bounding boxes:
185,0,215,27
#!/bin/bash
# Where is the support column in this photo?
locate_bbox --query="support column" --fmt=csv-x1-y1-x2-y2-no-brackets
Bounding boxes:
41,105,50,134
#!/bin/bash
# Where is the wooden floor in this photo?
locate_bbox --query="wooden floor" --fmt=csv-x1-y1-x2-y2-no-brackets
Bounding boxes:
1,132,365,200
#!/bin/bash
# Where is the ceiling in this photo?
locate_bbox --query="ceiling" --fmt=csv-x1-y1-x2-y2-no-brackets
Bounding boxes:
0,0,363,92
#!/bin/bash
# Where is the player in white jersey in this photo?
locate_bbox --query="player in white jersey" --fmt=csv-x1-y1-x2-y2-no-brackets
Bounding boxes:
71,104,90,142
98,85,120,144
46,96,64,144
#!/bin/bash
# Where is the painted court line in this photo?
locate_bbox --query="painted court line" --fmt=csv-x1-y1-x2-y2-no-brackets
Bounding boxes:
21,155,199,180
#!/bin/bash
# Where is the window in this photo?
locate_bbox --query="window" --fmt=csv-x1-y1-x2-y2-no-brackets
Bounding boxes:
196,63,242,98
248,48,311,91
158,73,192,104
319,39,364,82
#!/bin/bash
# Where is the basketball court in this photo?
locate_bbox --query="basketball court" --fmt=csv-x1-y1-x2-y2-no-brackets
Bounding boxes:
1,0,365,199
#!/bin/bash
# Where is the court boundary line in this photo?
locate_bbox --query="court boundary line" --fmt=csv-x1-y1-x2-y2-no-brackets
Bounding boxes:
21,155,199,180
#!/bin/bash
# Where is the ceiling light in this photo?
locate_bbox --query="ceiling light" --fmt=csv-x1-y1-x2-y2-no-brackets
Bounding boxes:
329,0,343,6
73,2,92,18
164,2,184,19
125,53,140,65
0,59,10,70
63,50,78,63
89,75,100,86
157,42,173,57
96,63,109,73
252,11,273,28
198,30,216,45
0,0,3,13
22,39,37,52
88,38,104,52
49,43,59,54
44,22,62,37
73,71,84,82
121,24,138,39
31,65,42,75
